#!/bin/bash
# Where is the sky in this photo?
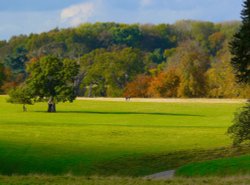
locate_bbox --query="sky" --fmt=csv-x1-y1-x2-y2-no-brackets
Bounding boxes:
0,0,244,40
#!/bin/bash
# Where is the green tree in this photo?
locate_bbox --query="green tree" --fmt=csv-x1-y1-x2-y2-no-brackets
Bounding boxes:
9,56,79,112
80,48,145,97
216,21,241,39
230,0,250,84
140,24,176,51
168,41,209,97
104,48,144,96
191,21,216,47
80,49,108,97
228,0,250,145
111,24,142,47
8,85,33,111
147,49,165,64
4,46,28,76
228,103,250,145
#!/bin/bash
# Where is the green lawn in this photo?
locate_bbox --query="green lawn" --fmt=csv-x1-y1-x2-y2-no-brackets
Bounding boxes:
0,175,250,185
0,96,246,176
176,154,250,177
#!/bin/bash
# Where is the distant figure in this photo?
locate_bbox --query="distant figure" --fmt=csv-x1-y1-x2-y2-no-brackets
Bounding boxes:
23,104,27,112
125,96,131,101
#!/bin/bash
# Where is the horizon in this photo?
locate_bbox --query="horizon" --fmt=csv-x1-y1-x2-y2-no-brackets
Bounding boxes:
0,0,244,41
1,19,241,41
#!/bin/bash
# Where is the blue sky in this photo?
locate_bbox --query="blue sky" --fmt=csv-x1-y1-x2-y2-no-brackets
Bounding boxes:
0,0,244,40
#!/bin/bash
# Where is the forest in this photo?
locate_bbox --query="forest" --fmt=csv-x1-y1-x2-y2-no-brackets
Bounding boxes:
0,20,249,98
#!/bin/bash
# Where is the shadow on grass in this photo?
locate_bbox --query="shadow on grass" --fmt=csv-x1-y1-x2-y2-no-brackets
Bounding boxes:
35,110,204,117
93,144,250,177
0,139,249,177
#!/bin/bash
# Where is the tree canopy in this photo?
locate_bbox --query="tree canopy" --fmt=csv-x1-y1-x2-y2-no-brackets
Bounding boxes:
7,85,33,108
228,0,250,145
0,20,249,99
8,56,79,112
230,0,250,84
228,103,250,145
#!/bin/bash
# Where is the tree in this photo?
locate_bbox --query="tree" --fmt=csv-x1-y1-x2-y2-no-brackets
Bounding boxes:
168,41,209,97
191,21,216,49
80,49,108,97
0,21,247,98
0,63,5,93
148,67,180,98
9,56,79,112
228,0,250,145
140,24,176,51
230,0,250,84
4,46,28,76
8,85,33,111
208,32,225,56
124,74,151,98
104,48,145,96
228,103,250,145
147,49,165,64
111,24,142,47
0,67,19,93
206,42,242,98
80,48,145,97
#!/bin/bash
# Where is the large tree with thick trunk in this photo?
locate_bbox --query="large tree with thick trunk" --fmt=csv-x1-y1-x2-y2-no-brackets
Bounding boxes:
9,56,79,112
228,0,250,145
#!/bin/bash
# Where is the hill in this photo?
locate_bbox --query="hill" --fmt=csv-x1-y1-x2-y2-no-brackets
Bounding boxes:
0,21,249,98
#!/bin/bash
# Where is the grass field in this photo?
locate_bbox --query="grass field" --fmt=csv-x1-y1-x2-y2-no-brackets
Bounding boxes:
176,154,250,177
0,175,250,185
0,96,248,176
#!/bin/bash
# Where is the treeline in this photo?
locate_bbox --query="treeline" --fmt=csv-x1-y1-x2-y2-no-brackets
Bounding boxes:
0,20,249,98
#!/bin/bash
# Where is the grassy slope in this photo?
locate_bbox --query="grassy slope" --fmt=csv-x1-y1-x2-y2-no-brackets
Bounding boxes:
176,154,250,177
0,175,250,185
0,96,247,176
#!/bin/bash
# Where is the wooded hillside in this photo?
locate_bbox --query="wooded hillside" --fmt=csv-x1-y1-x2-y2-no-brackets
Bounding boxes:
0,20,249,98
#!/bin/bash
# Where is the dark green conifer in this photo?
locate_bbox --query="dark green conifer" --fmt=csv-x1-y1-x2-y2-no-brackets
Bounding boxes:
230,0,250,84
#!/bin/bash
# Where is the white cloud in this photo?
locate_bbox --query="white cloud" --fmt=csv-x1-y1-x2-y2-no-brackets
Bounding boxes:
60,2,95,26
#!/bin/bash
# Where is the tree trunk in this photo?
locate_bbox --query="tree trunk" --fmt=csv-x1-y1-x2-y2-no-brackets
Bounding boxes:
23,104,27,112
88,84,92,97
48,97,56,112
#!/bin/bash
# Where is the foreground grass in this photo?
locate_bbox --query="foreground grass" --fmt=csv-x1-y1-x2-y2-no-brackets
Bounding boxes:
0,96,247,176
97,145,250,176
0,175,250,185
176,154,250,177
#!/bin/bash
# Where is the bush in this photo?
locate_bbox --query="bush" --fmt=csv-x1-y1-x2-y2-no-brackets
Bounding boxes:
228,102,250,145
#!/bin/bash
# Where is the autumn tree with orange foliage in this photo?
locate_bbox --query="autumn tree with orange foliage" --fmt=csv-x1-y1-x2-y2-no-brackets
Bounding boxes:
148,67,180,97
124,74,151,97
